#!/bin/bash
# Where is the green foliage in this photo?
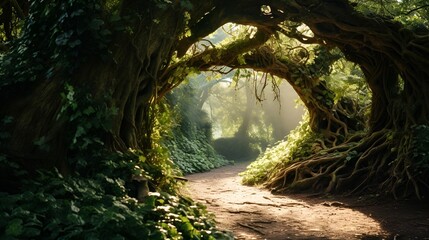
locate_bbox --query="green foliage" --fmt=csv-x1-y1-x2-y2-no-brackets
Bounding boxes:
241,111,319,185
57,83,119,175
0,169,232,240
164,83,230,174
1,91,229,238
0,0,112,89
1,104,227,238
147,102,189,193
150,0,193,11
56,85,180,193
308,46,342,77
60,84,116,147
167,132,230,173
0,116,27,178
323,60,370,106
352,0,428,26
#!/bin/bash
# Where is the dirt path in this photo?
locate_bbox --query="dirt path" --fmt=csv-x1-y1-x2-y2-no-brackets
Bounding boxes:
182,161,429,240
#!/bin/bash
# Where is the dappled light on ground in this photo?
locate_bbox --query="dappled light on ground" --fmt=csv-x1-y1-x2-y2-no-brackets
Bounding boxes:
182,162,429,239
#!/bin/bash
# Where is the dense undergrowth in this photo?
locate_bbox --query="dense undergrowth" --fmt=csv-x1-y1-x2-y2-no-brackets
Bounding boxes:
0,169,231,239
164,84,231,174
241,111,318,185
0,119,232,239
0,87,232,239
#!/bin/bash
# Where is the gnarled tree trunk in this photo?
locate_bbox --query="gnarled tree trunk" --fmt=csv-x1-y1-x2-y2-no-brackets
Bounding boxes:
263,0,429,198
0,1,187,188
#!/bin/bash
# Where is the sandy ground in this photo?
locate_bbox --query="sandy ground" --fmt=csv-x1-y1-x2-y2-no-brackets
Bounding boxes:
182,161,429,240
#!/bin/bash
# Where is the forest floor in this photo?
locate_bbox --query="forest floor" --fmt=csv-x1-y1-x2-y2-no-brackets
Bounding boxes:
181,161,429,240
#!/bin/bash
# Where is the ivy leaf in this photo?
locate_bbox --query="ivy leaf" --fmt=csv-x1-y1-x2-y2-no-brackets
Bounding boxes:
83,106,95,115
22,227,41,237
5,218,23,237
55,31,73,46
66,213,85,225
70,201,80,213
2,116,14,124
34,136,50,151
70,9,84,17
180,0,193,10
89,19,104,30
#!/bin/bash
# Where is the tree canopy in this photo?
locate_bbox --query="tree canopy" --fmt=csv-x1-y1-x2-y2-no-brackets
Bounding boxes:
1,0,429,238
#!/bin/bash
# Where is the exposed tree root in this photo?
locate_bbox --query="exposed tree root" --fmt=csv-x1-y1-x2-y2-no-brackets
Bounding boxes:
266,129,429,199
231,201,308,208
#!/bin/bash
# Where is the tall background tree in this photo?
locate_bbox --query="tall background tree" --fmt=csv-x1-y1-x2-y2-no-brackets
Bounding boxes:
163,77,231,173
